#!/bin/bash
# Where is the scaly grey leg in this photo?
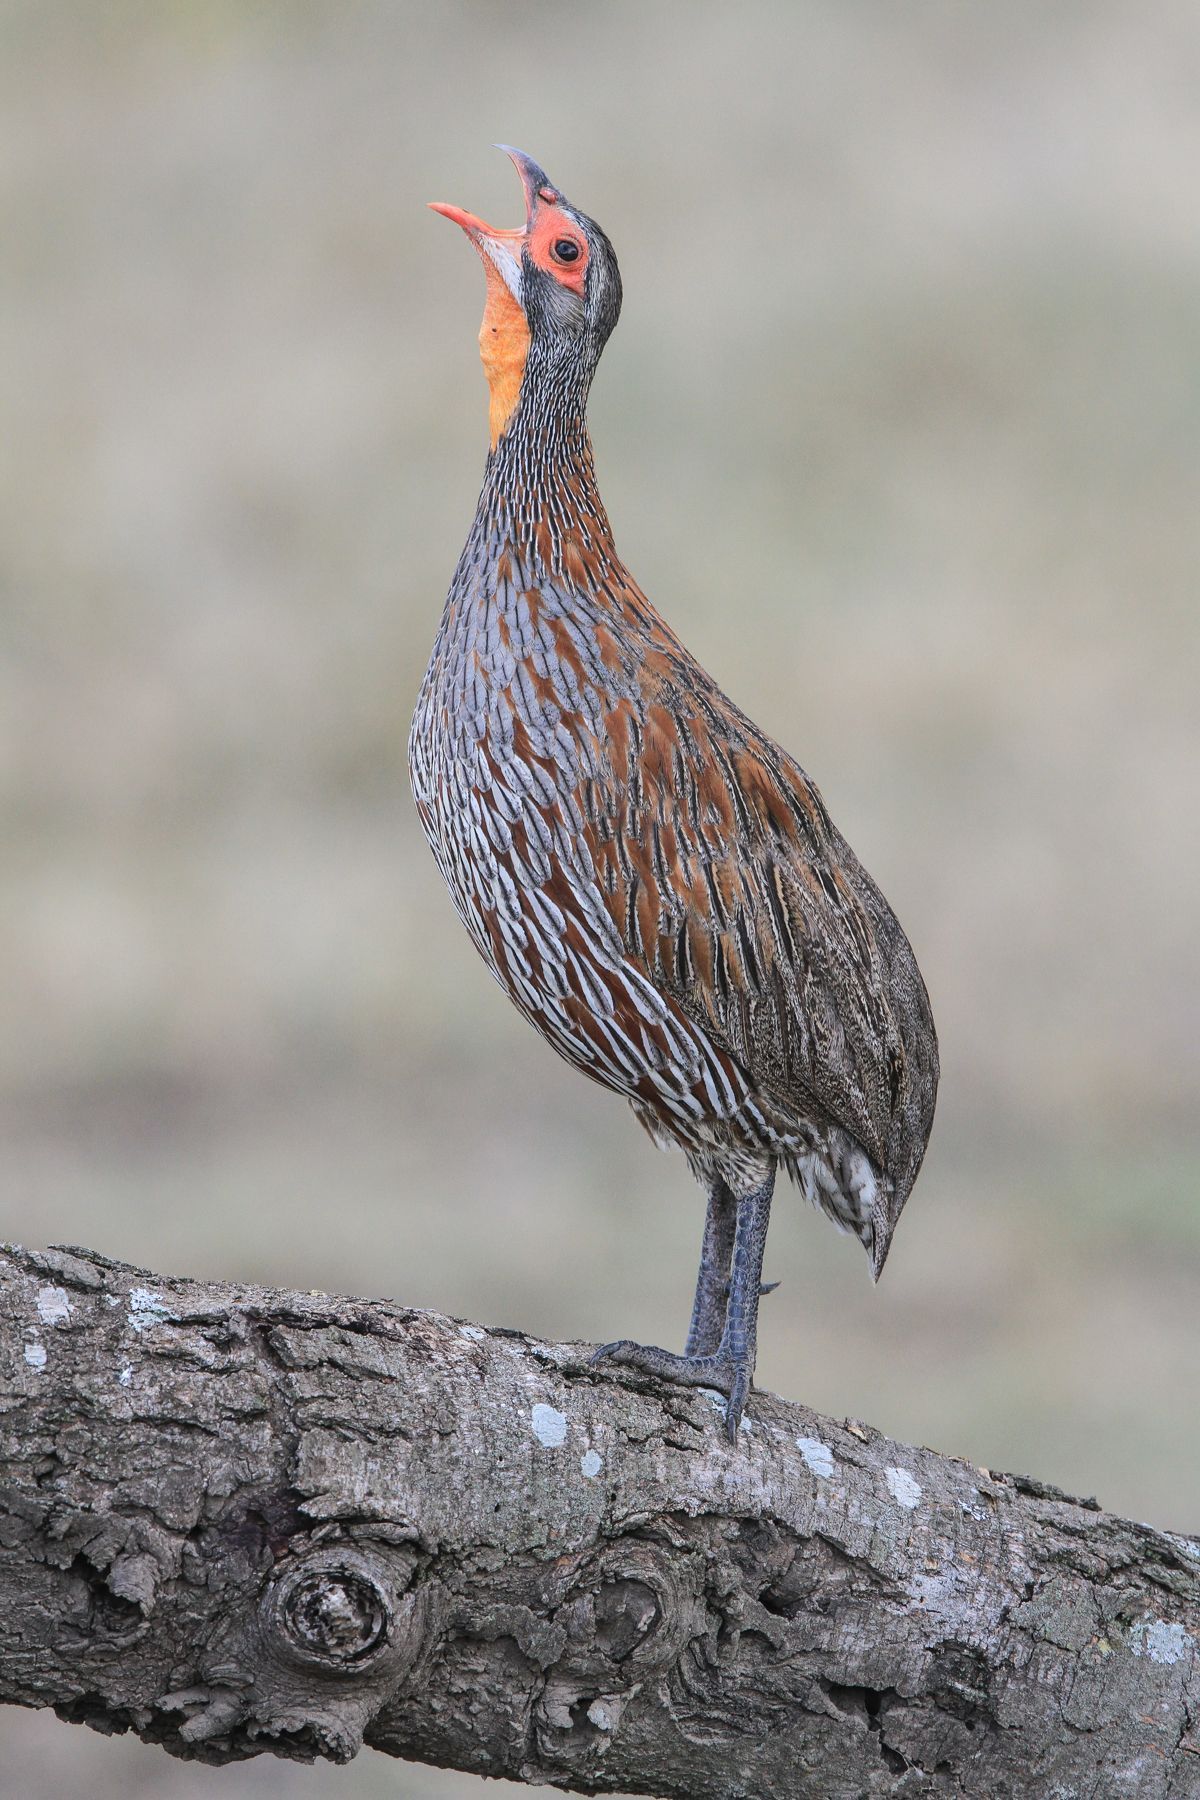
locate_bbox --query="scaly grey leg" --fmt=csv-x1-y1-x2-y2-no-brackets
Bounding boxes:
592,1166,777,1441
684,1177,736,1357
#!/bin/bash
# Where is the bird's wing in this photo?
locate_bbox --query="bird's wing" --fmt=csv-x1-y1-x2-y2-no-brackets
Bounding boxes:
581,625,922,1175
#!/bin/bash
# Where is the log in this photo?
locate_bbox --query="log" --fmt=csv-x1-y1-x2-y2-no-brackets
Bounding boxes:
1,1241,1197,1797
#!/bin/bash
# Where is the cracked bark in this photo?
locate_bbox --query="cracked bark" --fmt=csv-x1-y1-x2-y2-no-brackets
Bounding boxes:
1,1242,1198,1798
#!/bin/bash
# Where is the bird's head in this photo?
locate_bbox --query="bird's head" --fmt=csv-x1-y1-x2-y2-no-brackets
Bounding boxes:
430,148,622,449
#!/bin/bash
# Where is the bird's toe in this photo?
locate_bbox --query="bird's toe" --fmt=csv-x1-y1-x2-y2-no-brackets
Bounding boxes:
590,1338,676,1374
590,1338,754,1438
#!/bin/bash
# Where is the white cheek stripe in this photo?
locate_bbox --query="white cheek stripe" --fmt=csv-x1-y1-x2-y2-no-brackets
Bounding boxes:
480,237,524,304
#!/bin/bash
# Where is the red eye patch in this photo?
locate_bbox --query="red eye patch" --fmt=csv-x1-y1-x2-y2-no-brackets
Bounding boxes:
527,206,588,294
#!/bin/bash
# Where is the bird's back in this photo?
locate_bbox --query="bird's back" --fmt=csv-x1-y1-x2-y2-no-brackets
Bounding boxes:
585,571,937,1207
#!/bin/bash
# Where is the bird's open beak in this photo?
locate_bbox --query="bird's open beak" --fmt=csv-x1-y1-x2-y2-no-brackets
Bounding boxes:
429,146,560,303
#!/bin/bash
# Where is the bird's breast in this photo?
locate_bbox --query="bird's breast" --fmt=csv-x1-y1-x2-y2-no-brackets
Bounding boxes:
412,560,628,962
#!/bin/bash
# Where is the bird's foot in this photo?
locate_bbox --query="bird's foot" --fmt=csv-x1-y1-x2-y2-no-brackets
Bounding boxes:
590,1339,752,1442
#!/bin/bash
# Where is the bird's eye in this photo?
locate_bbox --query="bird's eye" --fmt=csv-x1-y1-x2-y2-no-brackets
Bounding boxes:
551,237,582,265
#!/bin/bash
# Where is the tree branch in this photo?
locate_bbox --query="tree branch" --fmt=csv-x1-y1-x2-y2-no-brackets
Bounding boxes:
1,1242,1197,1797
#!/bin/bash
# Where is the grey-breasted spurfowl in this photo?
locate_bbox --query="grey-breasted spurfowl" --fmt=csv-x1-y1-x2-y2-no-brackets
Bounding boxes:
410,149,939,1438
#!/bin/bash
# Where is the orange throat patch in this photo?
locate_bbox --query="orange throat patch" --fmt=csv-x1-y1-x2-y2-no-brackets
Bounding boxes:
478,261,530,449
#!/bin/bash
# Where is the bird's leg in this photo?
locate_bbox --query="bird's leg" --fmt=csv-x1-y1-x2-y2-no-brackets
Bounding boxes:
718,1168,775,1435
686,1178,779,1357
684,1177,736,1357
592,1167,776,1441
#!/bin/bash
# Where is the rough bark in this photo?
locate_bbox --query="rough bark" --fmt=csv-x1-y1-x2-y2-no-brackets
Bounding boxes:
0,1242,1197,1798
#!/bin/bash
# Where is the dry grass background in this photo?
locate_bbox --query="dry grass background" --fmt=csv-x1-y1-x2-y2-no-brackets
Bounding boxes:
2,2,1198,1794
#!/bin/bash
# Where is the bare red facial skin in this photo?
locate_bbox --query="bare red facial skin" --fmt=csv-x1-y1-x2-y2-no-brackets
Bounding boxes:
526,205,588,295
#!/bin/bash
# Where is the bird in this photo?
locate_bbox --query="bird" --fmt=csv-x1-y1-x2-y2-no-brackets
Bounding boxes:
411,148,939,1439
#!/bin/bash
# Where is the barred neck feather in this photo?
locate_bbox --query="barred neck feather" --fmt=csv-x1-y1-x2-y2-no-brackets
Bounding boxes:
473,376,619,587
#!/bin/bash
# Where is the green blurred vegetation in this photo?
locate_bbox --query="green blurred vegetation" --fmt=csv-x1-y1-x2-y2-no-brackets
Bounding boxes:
2,2,1198,1794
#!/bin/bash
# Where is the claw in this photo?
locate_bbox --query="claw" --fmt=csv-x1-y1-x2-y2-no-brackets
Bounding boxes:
759,1280,780,1296
724,1369,750,1444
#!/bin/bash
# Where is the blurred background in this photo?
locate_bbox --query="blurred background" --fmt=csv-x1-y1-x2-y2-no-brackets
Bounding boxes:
2,1,1198,1794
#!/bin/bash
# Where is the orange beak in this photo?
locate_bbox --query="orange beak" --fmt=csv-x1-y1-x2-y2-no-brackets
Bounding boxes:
427,201,522,239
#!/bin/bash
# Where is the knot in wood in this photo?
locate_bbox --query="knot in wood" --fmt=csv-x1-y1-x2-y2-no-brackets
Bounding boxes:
593,1576,661,1662
557,1540,704,1683
261,1549,399,1676
286,1570,386,1662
